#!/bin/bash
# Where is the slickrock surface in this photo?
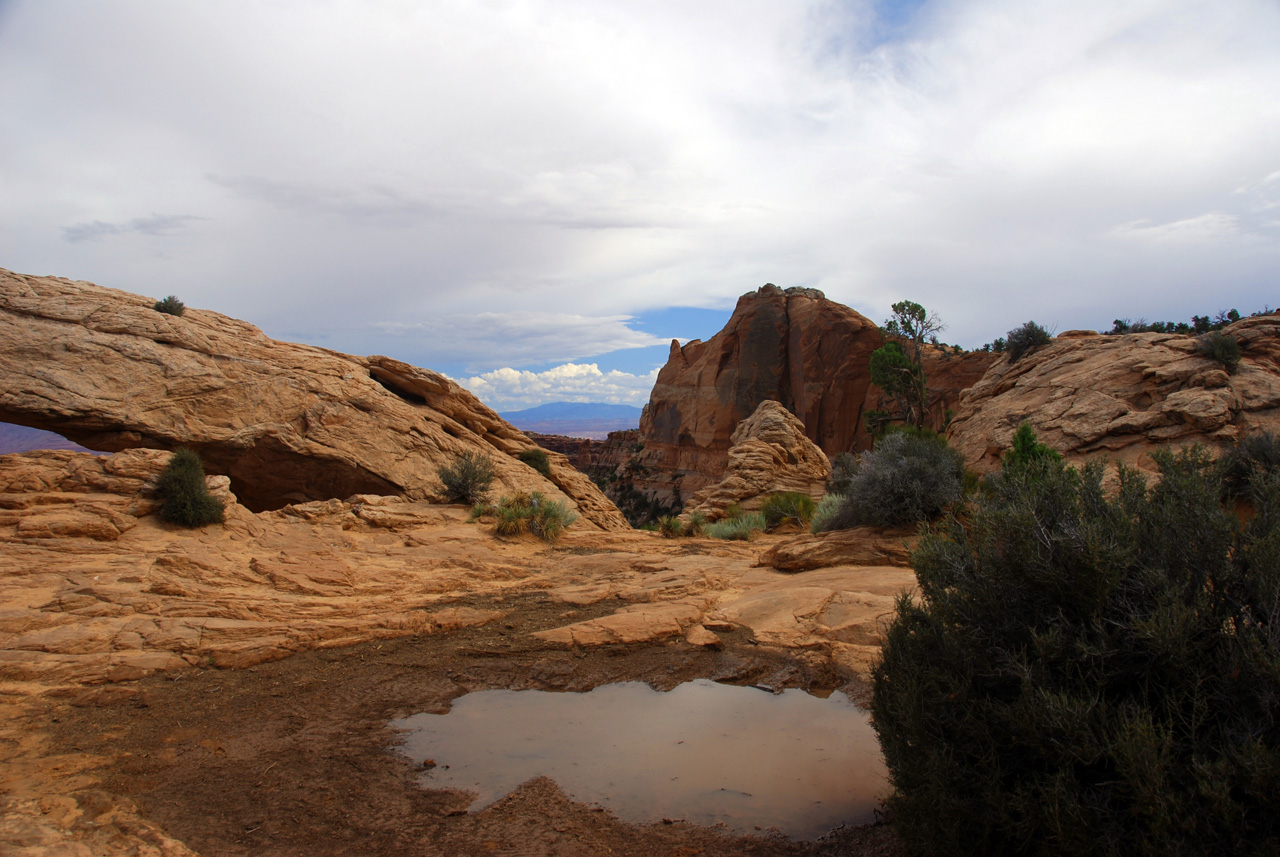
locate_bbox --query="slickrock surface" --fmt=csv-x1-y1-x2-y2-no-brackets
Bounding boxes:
1,447,914,856
0,268,626,530
948,316,1280,473
681,401,831,521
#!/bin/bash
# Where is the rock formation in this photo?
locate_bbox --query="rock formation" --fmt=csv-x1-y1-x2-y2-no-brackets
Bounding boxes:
947,316,1280,473
0,269,627,530
630,284,997,507
681,401,831,521
635,285,880,504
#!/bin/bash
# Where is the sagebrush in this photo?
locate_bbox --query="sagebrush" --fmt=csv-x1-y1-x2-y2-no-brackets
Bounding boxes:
437,451,496,505
156,449,224,527
818,429,964,531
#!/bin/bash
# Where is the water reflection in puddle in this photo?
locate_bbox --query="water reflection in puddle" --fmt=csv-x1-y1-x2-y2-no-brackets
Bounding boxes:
393,678,886,840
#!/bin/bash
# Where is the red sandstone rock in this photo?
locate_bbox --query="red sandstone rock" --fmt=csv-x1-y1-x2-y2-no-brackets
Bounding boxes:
0,269,627,530
681,401,831,521
947,317,1280,473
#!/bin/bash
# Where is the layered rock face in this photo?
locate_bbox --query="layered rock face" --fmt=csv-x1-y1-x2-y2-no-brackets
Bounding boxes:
948,317,1280,473
682,401,831,521
0,269,627,529
632,284,997,506
636,285,882,503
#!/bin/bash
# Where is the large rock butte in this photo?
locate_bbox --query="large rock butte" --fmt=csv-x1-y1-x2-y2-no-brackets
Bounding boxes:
631,284,995,506
947,317,1280,473
0,269,627,529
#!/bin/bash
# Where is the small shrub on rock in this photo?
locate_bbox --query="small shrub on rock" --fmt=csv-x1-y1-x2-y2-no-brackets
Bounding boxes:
1005,320,1052,362
658,515,685,538
437,451,496,505
518,447,552,478
153,295,186,316
705,512,765,541
1196,330,1241,373
156,449,224,527
872,448,1280,856
760,491,816,531
492,491,576,542
809,493,845,533
819,430,964,531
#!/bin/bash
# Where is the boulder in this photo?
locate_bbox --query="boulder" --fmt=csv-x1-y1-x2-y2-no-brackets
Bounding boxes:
681,401,830,521
947,317,1280,473
0,269,627,529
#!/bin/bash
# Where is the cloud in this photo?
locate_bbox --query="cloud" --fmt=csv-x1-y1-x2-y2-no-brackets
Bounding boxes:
1110,213,1243,245
458,362,660,411
4,0,1280,384
371,311,674,371
62,214,203,243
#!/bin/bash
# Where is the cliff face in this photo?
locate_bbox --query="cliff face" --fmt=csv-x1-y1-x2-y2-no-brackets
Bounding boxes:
0,269,628,530
632,284,997,506
635,285,882,503
947,318,1280,473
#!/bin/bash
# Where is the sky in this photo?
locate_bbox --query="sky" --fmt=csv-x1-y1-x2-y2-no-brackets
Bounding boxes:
1,0,1278,411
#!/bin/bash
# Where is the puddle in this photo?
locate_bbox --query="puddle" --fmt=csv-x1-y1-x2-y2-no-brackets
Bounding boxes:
393,678,886,840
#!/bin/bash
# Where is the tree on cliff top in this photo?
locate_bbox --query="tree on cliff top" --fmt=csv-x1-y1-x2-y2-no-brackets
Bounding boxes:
870,300,944,430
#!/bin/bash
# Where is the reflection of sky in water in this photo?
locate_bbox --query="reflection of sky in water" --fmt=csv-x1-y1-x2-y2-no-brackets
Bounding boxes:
393,679,886,840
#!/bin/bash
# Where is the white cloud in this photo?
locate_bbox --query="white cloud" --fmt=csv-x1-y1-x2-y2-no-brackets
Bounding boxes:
372,312,673,371
1,0,1279,379
458,363,660,411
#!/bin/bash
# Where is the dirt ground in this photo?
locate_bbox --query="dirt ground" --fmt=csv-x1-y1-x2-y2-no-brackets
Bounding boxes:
34,590,904,857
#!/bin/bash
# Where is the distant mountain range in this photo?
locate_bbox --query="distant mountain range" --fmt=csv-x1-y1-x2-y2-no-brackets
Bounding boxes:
0,424,93,455
499,402,643,440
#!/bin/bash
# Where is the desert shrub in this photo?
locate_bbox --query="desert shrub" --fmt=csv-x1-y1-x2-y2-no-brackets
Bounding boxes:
1196,330,1241,373
872,448,1280,856
819,430,964,531
492,491,576,542
809,493,845,533
684,511,707,536
1005,320,1052,362
156,449,224,527
437,451,496,505
828,452,858,496
518,447,552,478
658,515,684,538
1219,431,1280,499
705,512,765,541
760,491,816,530
1002,421,1061,471
153,295,185,316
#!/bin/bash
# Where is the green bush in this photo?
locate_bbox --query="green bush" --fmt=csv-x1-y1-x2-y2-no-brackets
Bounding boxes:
518,447,552,478
491,491,576,542
705,512,765,541
760,491,816,530
153,295,186,316
1002,421,1062,471
658,515,684,538
810,493,845,533
818,430,964,531
437,451,497,504
156,449,224,527
1219,431,1280,499
1005,320,1052,362
872,448,1280,856
1196,330,1241,374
